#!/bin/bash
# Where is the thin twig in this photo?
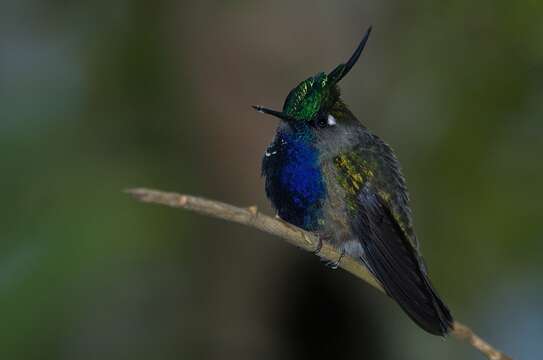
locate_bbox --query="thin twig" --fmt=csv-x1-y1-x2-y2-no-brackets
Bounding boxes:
125,187,512,360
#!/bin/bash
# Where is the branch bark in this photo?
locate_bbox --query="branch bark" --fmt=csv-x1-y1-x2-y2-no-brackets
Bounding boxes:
125,187,512,360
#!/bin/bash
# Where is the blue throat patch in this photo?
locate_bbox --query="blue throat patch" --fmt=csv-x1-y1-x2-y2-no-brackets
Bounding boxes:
280,134,324,206
265,130,326,230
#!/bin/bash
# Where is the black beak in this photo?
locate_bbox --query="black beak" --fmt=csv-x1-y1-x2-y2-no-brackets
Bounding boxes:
252,105,296,123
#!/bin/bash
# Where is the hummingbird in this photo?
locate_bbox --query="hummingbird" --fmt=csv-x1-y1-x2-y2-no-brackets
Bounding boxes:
254,27,453,335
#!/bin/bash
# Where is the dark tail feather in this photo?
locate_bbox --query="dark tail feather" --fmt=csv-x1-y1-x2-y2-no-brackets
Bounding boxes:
374,254,453,336
363,228,453,334
356,194,453,335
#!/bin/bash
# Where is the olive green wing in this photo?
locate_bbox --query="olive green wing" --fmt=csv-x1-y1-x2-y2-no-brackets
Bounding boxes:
334,139,417,249
334,146,453,335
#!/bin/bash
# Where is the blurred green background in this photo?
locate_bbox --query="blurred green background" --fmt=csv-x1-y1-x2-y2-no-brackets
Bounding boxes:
1,1,542,359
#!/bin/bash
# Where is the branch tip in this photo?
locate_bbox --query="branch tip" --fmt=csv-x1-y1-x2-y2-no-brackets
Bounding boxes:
124,188,146,199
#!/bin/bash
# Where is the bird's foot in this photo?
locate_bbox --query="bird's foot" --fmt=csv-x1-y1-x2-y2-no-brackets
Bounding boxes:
313,233,332,255
322,250,345,270
313,238,323,255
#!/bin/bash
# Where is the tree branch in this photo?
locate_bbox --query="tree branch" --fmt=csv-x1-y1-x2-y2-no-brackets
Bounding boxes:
125,187,512,360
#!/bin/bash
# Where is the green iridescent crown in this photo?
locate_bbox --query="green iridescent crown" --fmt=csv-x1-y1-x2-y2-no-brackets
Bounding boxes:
254,26,372,122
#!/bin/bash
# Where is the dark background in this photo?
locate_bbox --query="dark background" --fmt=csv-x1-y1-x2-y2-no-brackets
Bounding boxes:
1,1,542,359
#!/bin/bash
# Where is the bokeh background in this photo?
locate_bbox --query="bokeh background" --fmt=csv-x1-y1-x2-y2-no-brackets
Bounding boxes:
1,1,542,359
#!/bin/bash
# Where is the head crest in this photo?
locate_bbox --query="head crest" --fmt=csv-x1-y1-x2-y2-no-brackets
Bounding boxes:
327,26,372,86
253,26,372,122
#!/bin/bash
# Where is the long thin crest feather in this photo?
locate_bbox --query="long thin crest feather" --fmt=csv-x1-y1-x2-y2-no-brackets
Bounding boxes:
328,26,372,85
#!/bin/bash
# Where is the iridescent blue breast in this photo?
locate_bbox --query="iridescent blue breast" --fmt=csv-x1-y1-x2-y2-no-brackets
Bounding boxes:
261,130,326,230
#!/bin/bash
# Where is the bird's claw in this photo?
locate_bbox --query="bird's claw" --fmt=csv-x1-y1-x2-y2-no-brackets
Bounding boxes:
322,250,345,270
324,260,340,269
313,237,323,255
314,233,333,255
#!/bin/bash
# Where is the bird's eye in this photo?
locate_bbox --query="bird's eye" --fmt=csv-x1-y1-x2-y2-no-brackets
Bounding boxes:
314,113,337,129
315,113,336,128
317,117,327,128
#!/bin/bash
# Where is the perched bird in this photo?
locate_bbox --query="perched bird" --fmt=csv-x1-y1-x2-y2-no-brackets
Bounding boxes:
254,27,453,335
